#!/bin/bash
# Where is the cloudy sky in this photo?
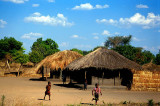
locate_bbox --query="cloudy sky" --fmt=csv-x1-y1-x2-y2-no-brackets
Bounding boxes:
0,0,160,54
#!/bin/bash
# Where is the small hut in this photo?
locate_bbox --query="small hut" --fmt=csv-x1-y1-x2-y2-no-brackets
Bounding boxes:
142,62,160,71
35,50,83,79
66,47,142,87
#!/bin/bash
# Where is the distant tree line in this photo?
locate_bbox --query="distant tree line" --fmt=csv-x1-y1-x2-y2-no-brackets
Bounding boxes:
0,36,160,67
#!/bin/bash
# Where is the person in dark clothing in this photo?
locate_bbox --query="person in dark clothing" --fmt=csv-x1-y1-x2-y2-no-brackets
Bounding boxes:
44,81,51,100
84,79,87,90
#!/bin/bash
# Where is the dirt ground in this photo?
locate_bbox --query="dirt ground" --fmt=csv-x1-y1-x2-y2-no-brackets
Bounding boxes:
0,77,160,106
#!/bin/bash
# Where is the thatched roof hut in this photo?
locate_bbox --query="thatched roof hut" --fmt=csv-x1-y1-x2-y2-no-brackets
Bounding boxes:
142,62,160,71
66,47,142,71
34,50,83,73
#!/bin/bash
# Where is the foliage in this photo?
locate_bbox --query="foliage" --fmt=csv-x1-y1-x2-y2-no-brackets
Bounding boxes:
0,37,23,59
155,51,160,65
29,38,59,64
29,50,43,65
104,35,132,49
148,99,154,106
70,48,83,55
12,50,29,64
113,45,155,65
141,50,155,64
1,95,5,106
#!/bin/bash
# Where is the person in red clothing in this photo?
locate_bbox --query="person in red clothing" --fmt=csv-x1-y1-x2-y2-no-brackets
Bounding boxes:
44,81,51,100
92,83,102,105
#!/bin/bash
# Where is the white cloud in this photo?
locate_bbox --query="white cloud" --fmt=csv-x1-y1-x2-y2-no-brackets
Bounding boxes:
93,36,99,39
71,35,79,38
96,19,118,25
92,33,99,35
132,37,140,42
48,0,55,3
3,0,28,4
143,46,157,52
21,32,43,40
59,42,69,47
0,19,7,28
72,3,109,10
32,4,39,7
114,32,120,35
136,4,149,9
102,30,111,36
24,12,73,27
97,13,160,29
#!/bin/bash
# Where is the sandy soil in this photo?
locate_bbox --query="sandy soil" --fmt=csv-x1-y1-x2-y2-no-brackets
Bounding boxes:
0,77,160,106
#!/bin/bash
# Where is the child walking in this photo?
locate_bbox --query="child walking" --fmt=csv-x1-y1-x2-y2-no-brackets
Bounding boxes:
92,83,102,105
44,81,51,100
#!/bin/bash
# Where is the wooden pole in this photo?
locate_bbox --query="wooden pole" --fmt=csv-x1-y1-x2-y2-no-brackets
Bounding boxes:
46,67,47,80
85,71,86,79
114,77,115,86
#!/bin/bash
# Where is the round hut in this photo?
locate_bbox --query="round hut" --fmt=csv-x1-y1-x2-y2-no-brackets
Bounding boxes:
35,50,83,79
65,47,142,88
142,62,160,71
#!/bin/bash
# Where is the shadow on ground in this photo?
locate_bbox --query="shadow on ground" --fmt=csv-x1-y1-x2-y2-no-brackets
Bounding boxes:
29,77,46,81
54,83,83,90
80,103,94,105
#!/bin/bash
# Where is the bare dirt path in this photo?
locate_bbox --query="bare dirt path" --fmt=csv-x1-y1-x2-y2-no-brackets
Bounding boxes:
0,77,160,106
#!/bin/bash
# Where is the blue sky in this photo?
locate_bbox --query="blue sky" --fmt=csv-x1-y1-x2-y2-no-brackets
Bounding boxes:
0,0,160,55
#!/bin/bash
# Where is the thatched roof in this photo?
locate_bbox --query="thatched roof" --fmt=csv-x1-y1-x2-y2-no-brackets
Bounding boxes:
142,62,160,71
66,47,142,71
34,50,83,73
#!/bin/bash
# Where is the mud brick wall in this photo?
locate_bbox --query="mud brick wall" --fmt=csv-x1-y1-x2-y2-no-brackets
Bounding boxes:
131,71,160,91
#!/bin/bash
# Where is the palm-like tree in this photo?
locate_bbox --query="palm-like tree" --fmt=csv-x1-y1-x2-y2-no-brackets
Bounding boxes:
104,35,132,49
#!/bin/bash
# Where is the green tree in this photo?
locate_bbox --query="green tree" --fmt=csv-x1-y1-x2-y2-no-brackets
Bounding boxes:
141,50,155,64
0,37,23,70
12,50,29,76
155,51,160,65
70,48,83,55
113,45,145,64
0,37,23,59
29,38,59,64
29,50,43,66
104,35,132,49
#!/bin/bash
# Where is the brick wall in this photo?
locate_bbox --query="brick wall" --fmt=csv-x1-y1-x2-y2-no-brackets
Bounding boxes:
131,71,160,91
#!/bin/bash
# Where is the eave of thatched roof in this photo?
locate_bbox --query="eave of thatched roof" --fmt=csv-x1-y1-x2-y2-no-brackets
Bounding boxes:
66,47,142,71
34,50,83,73
142,62,160,71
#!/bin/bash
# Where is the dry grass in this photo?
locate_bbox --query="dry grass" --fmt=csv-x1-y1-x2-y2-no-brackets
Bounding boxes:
34,50,83,73
66,47,142,71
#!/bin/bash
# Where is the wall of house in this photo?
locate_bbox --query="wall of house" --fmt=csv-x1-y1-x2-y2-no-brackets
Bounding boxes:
131,71,160,91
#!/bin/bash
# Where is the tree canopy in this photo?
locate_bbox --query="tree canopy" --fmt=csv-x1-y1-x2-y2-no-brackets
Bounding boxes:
104,35,132,49
155,51,160,65
70,48,83,55
0,37,23,59
29,38,60,64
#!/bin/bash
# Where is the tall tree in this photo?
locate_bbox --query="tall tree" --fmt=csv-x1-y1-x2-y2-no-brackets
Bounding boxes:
104,35,132,49
12,51,29,76
29,38,60,64
0,37,23,70
155,50,160,65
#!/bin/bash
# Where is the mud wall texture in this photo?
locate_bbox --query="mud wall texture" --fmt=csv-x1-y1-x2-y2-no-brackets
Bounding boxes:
132,71,160,91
